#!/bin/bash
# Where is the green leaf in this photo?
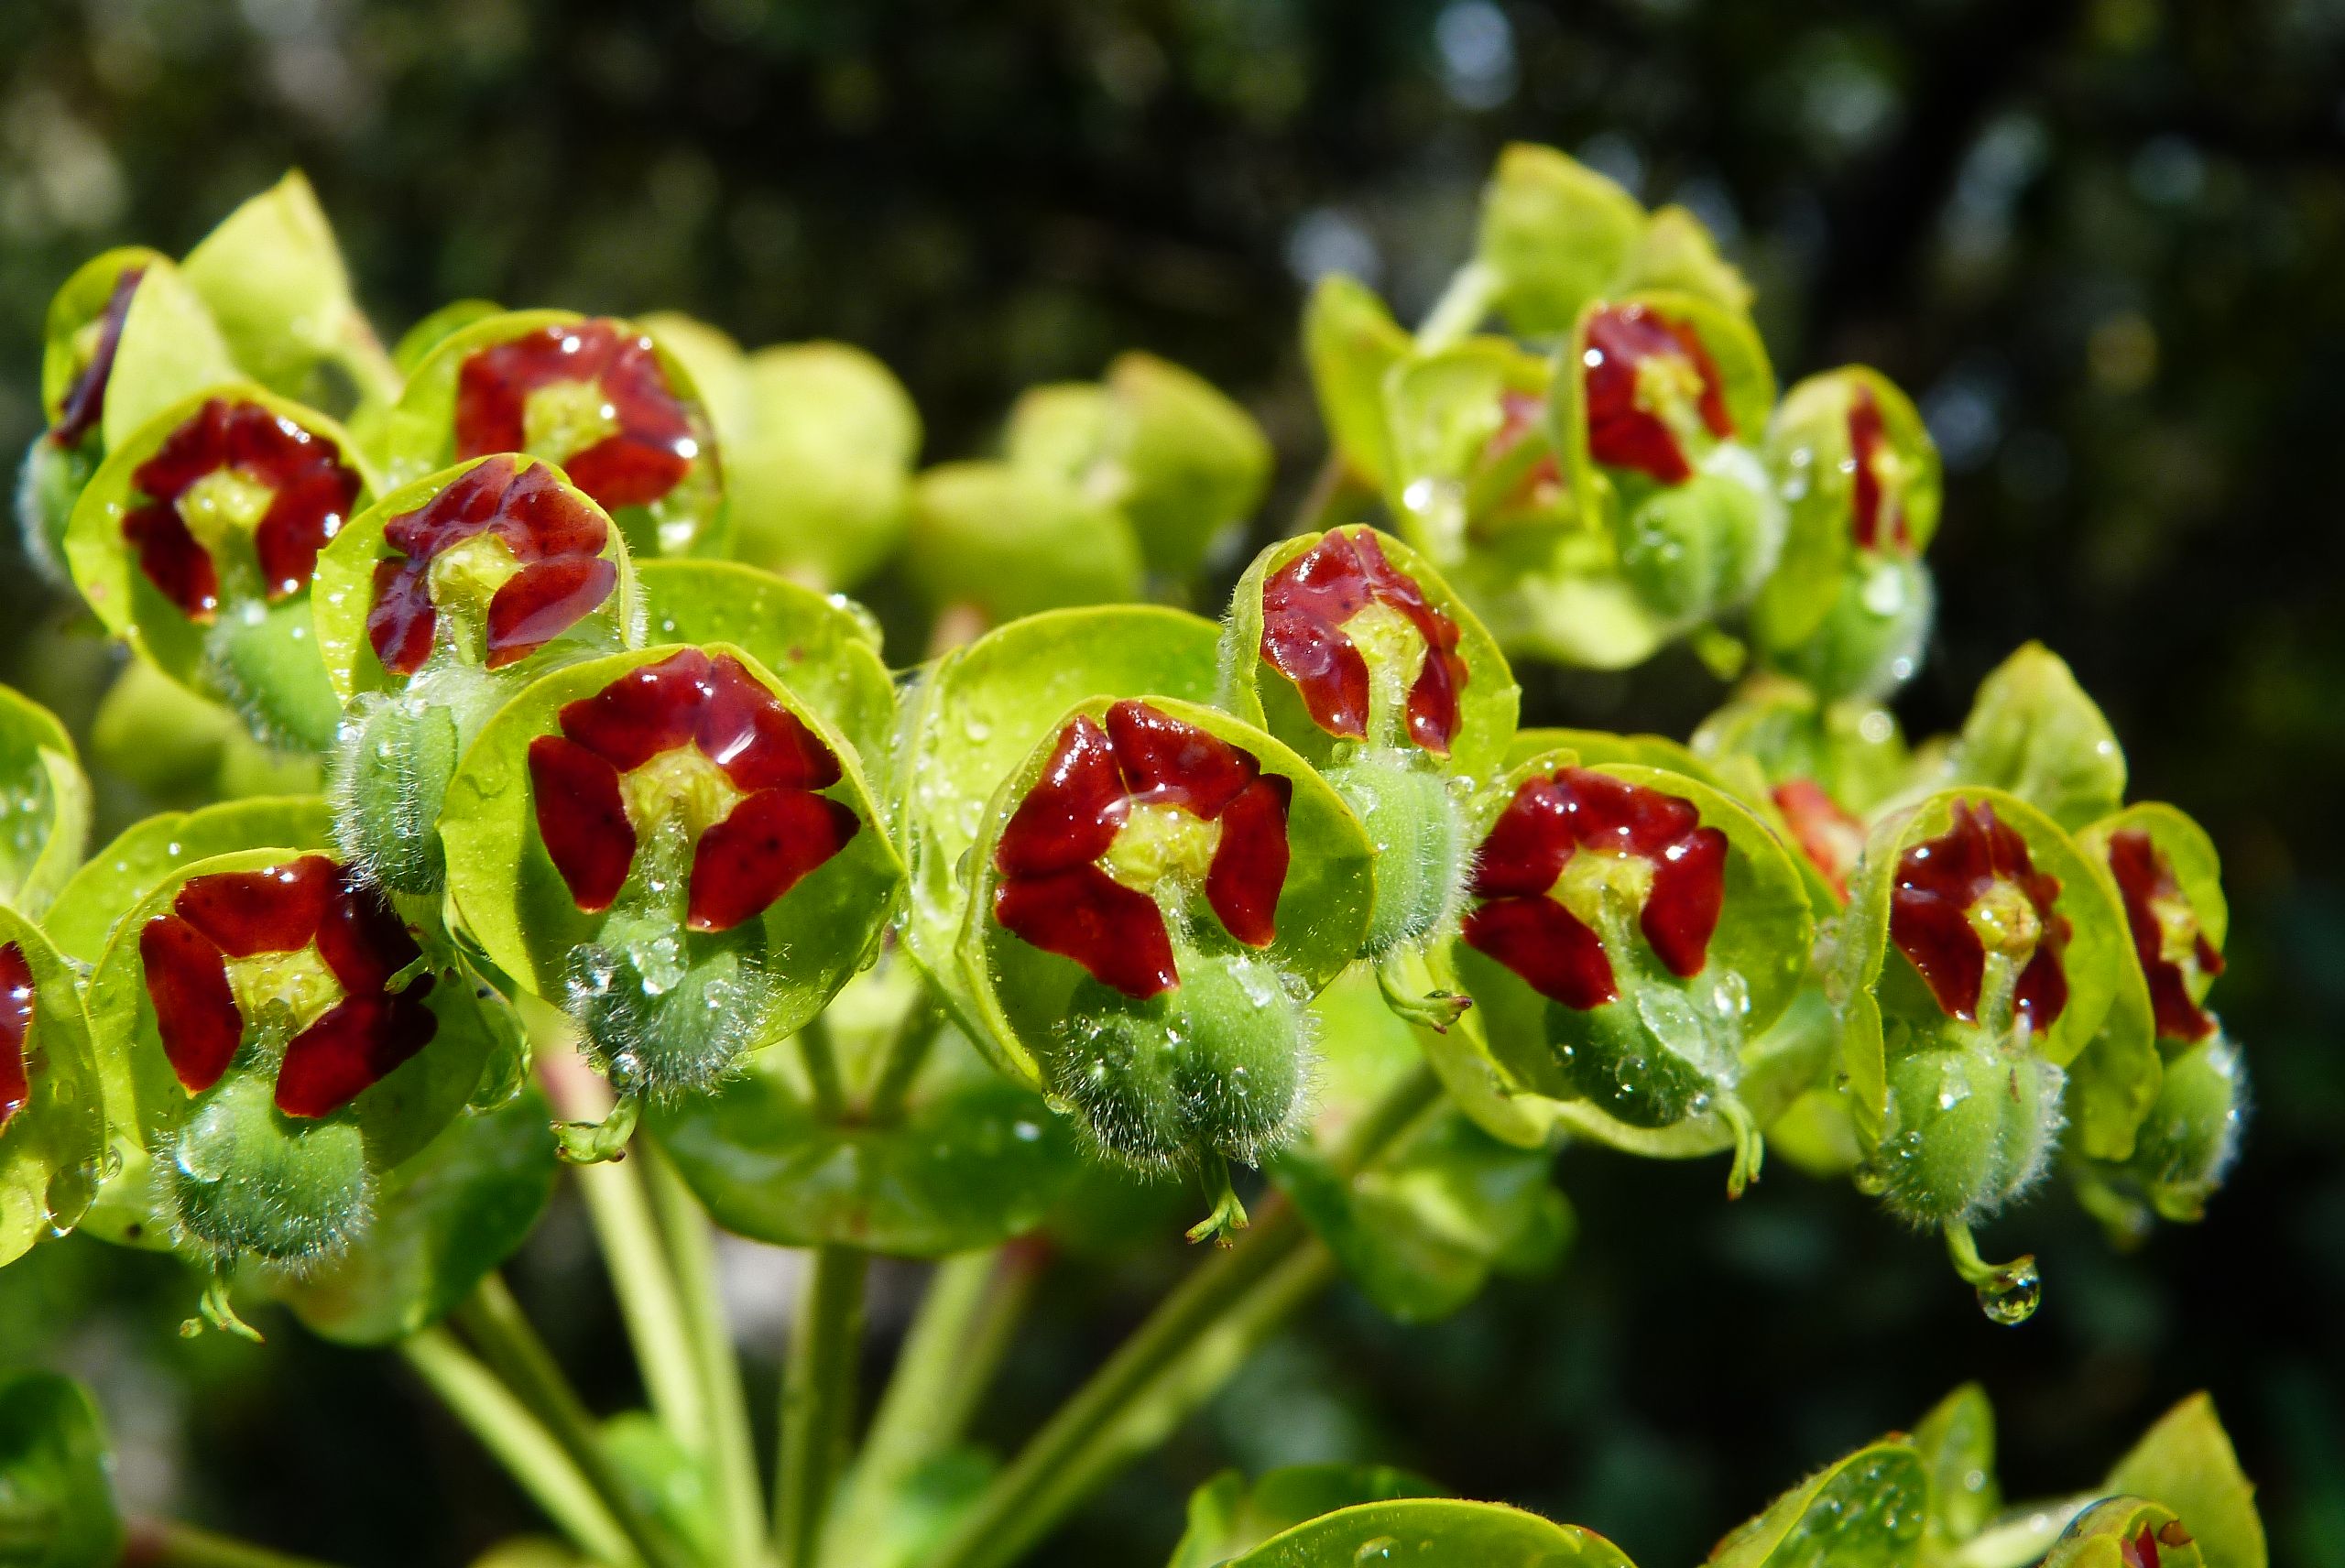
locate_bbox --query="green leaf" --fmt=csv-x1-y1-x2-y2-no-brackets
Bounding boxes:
393,299,506,377
1303,276,1411,490
0,1371,123,1568
0,910,109,1270
1946,644,2127,832
1103,351,1273,579
1689,674,1912,815
721,341,921,590
891,606,1225,1069
903,461,1142,625
1505,725,1722,784
86,660,322,811
0,687,90,917
1226,1497,1635,1568
603,1410,724,1564
1910,1382,2000,1548
1171,1465,1446,1568
1616,205,1752,314
2103,1393,2266,1568
77,257,240,457
1708,1440,1928,1568
44,796,333,964
1477,143,1647,338
180,170,393,407
1378,337,1556,565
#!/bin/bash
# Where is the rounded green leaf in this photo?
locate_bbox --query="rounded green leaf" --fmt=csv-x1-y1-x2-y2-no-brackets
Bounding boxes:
0,687,90,918
180,170,394,408
65,255,239,457
1476,142,1647,339
1945,643,2126,832
720,340,921,591
393,299,506,377
44,796,333,965
0,1371,123,1568
270,1085,558,1345
2104,1393,2265,1568
1379,338,1559,567
1617,205,1752,314
1303,275,1411,490
1505,725,1720,784
1229,1498,1635,1568
86,660,322,811
0,910,108,1269
1689,675,1911,815
1172,1465,1446,1568
1911,1382,2001,1550
1708,1440,1928,1568
903,461,1143,625
1102,351,1272,579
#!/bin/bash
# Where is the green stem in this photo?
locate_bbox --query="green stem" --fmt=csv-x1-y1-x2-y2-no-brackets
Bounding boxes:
398,1329,638,1568
865,1000,942,1126
774,1246,868,1568
1413,260,1498,350
453,1275,698,1568
122,1520,344,1568
644,1142,769,1568
799,1018,847,1121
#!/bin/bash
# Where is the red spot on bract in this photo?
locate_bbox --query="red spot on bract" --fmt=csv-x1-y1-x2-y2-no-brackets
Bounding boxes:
274,979,438,1118
1462,767,1729,1007
992,702,1292,997
1580,303,1732,485
1890,799,2071,1029
367,457,617,676
139,913,243,1095
1260,529,1469,756
2106,828,2223,1042
121,398,363,618
454,320,697,511
1847,385,1911,552
2121,1525,2163,1568
530,649,857,929
49,266,144,450
1773,779,1867,900
0,944,36,1132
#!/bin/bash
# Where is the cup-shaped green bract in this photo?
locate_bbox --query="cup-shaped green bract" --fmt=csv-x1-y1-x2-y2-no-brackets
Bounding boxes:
1096,352,1273,579
2104,1393,2266,1568
1303,274,1412,492
440,644,901,1102
1223,525,1518,960
1170,1464,1445,1568
0,1371,124,1568
85,847,498,1269
1378,337,1568,572
0,910,108,1270
46,797,336,966
64,386,374,755
1707,1438,1930,1568
1452,755,1811,1189
904,460,1144,626
1475,143,1647,339
1941,642,2128,833
2045,1499,2205,1568
960,695,1373,1192
0,688,91,919
382,310,728,561
892,605,1226,1068
87,661,322,811
312,455,642,894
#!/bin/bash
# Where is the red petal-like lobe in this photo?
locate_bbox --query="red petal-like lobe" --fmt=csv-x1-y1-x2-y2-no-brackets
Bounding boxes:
385,456,517,561
1889,887,1987,1021
997,716,1127,878
274,979,439,1118
1556,767,1700,857
1105,700,1254,817
496,461,610,558
368,556,439,675
696,656,841,792
559,648,712,770
1891,800,2070,1027
316,878,422,995
122,499,220,621
2105,827,2220,1042
1773,779,1865,899
485,555,618,669
50,266,144,450
453,321,693,513
994,865,1177,999
1847,385,1905,551
1463,895,1619,1010
0,944,34,1131
128,400,359,604
1205,775,1290,948
1581,304,1730,485
560,431,693,512
254,457,362,601
140,913,243,1094
2013,946,2069,1033
1260,530,1467,754
173,855,337,957
1642,825,1727,978
1348,534,1467,756
1474,775,1579,899
127,398,231,499
529,735,637,913
686,788,859,932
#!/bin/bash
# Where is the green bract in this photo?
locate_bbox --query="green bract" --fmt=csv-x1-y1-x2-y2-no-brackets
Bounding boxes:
2104,1394,2266,1568
1220,1499,1634,1568
0,1372,122,1568
0,910,107,1270
0,689,91,918
1911,1382,2001,1552
44,795,333,964
1170,1465,1445,1568
1303,274,1412,489
87,660,322,808
2047,1499,2203,1568
904,461,1143,625
1475,143,1647,338
1707,1440,1927,1568
1940,642,2127,832
1691,673,1912,813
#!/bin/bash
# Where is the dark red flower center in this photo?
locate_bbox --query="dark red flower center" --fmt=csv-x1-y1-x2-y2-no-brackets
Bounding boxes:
1772,779,1867,900
120,397,364,622
137,855,436,1119
50,265,145,450
1889,799,2071,1030
1462,767,1728,1009
1260,529,1469,757
2120,1520,2192,1568
366,455,618,677
992,700,1292,999
0,945,36,1133
455,320,699,513
1581,303,1734,485
2105,828,2224,1043
1848,386,1914,553
527,648,858,933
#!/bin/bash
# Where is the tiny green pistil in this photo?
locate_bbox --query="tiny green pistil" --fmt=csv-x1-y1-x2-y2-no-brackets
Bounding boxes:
1968,880,2043,963
227,943,342,1043
621,746,742,844
1339,599,1429,746
1554,847,1652,942
521,376,619,464
178,466,277,557
1102,800,1220,898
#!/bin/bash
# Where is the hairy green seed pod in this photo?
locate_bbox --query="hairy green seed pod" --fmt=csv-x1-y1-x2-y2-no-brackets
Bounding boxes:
202,600,344,754
1619,466,1773,622
1046,950,1310,1171
565,936,778,1102
161,1072,373,1268
2124,1035,2246,1223
1872,1041,2065,1227
1547,978,1740,1130
330,691,461,894
1766,554,1934,702
1323,750,1469,956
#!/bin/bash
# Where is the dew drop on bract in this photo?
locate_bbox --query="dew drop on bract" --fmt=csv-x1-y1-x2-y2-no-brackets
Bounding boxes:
1353,1538,1402,1566
1975,1256,2042,1325
41,1157,102,1236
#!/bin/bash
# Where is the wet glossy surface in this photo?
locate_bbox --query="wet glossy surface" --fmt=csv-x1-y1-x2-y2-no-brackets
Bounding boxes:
2106,827,2223,1041
455,320,696,510
1260,529,1467,755
1847,385,1912,552
1772,779,1867,899
0,944,34,1132
1890,799,2071,1028
49,264,144,449
1581,303,1732,485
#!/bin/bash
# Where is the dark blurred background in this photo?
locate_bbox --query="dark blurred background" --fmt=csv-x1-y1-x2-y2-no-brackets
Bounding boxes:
3,0,2342,1564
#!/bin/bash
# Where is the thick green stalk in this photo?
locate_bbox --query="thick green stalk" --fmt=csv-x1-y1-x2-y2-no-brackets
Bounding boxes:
121,1520,343,1568
774,1246,868,1568
399,1329,638,1567
643,1142,770,1568
453,1275,698,1568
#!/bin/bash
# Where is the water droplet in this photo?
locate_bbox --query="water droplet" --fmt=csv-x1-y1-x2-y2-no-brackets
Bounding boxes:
1975,1256,2042,1325
1354,1538,1401,1565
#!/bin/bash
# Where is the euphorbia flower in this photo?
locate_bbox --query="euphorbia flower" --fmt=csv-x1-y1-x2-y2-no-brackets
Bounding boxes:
2106,828,2224,1042
993,699,1292,999
1462,767,1728,1007
2121,1521,2194,1568
1260,529,1468,755
525,648,858,931
1773,779,1867,899
456,320,699,511
0,944,34,1131
1890,799,2070,1029
1581,302,1733,485
366,455,618,675
1847,385,1914,552
137,855,437,1118
49,265,143,450
120,397,363,619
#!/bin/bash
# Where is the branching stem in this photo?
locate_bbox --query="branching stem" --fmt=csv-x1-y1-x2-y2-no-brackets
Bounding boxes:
774,1245,868,1568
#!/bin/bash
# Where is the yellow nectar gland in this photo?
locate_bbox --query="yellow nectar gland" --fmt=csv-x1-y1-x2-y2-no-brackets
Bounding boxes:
2149,890,2206,974
1336,599,1430,745
1633,348,1712,452
1102,800,1222,900
1967,879,2044,964
521,376,619,467
225,942,342,1046
425,530,526,659
1553,846,1654,940
621,746,743,844
176,466,278,566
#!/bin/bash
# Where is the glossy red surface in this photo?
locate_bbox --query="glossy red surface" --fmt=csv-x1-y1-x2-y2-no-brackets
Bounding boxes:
2106,827,2223,1042
49,265,144,449
0,944,35,1132
1889,799,2071,1028
1846,385,1912,552
454,320,697,511
1772,779,1867,899
274,981,438,1119
1260,528,1467,756
1580,303,1732,485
